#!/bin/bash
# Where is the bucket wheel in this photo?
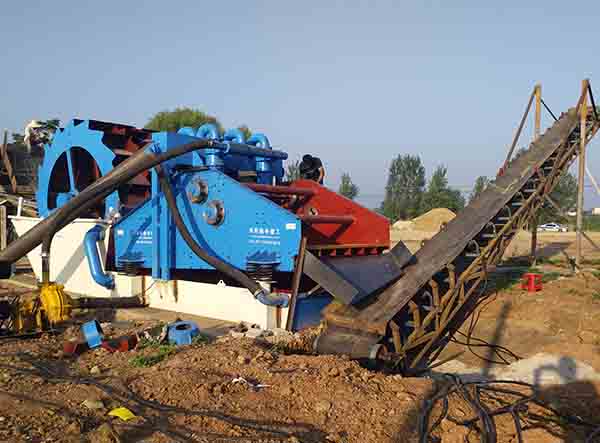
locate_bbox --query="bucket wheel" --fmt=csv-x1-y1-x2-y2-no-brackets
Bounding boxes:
36,120,152,218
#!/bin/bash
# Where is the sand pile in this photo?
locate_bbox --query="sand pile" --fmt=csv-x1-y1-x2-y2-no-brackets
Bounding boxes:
412,208,456,232
392,220,413,230
392,208,456,232
391,208,456,252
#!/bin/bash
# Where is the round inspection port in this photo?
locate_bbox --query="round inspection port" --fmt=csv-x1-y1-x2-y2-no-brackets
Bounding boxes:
189,179,209,204
203,200,225,226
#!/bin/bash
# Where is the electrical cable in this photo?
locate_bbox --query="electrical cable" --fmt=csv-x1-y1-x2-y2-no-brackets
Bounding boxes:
541,98,559,122
419,376,600,443
447,277,522,366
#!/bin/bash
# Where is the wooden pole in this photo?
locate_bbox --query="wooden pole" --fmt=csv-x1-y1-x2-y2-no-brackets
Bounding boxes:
502,87,537,171
0,205,6,250
534,84,542,140
1,130,17,194
286,237,307,331
530,84,542,265
576,80,589,269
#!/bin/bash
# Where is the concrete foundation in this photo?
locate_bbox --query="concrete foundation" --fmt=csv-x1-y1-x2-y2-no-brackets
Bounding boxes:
10,216,286,329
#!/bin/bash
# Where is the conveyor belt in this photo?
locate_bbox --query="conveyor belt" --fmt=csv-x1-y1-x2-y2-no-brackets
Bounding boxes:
315,105,600,372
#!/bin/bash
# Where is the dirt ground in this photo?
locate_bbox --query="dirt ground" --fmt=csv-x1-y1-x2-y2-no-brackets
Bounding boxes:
0,319,432,443
2,231,600,442
1,317,600,443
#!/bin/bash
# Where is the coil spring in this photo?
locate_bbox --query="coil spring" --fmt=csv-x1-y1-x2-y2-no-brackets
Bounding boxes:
246,263,276,283
118,259,143,276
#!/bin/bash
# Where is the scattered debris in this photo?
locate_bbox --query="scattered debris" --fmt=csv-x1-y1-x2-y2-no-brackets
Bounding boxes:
137,323,168,344
82,398,104,410
231,376,269,390
107,407,137,421
101,335,138,353
82,320,104,349
87,422,122,443
63,339,89,356
167,320,200,345
245,327,266,339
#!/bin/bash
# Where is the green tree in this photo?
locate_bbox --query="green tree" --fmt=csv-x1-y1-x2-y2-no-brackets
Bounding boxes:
421,165,465,214
146,108,223,133
285,160,301,182
469,176,490,203
381,154,426,221
145,108,255,140
338,173,359,200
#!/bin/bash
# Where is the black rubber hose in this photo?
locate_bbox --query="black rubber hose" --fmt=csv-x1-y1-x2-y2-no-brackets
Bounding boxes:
0,137,288,307
0,139,212,275
156,165,289,307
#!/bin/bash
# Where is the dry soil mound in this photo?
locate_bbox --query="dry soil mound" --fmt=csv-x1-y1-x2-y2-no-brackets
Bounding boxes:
411,208,455,232
392,220,413,230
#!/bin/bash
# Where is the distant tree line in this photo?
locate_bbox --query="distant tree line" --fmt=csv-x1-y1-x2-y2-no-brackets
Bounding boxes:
380,154,466,222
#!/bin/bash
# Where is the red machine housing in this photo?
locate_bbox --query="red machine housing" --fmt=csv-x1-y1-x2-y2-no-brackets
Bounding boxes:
246,180,390,256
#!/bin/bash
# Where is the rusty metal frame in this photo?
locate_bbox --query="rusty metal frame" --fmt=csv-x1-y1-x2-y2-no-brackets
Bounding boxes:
395,82,600,371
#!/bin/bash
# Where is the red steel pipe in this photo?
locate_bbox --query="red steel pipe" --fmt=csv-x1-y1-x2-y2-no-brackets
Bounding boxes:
300,215,355,225
245,183,315,196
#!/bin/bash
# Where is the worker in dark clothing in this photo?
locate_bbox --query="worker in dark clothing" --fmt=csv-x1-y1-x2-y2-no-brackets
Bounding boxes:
299,154,325,184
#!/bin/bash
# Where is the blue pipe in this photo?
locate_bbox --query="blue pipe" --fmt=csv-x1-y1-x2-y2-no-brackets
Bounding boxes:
222,142,287,159
247,133,271,149
84,225,115,289
177,126,196,136
196,123,219,140
223,128,246,144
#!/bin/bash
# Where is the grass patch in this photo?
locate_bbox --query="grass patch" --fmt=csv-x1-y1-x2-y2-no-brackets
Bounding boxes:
536,257,562,266
489,269,526,291
130,343,177,368
593,293,600,302
489,267,562,292
592,270,600,280
540,272,561,283
135,338,156,350
192,334,210,345
582,216,600,232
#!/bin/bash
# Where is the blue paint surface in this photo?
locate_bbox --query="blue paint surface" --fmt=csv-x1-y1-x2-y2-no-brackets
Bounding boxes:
114,167,300,276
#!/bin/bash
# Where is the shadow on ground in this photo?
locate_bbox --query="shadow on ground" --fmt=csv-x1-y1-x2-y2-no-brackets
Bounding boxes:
391,292,600,442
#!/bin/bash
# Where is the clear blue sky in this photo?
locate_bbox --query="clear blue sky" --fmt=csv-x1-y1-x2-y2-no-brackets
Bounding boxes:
1,1,599,208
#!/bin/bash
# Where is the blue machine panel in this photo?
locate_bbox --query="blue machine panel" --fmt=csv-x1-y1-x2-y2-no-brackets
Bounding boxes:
113,168,301,279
